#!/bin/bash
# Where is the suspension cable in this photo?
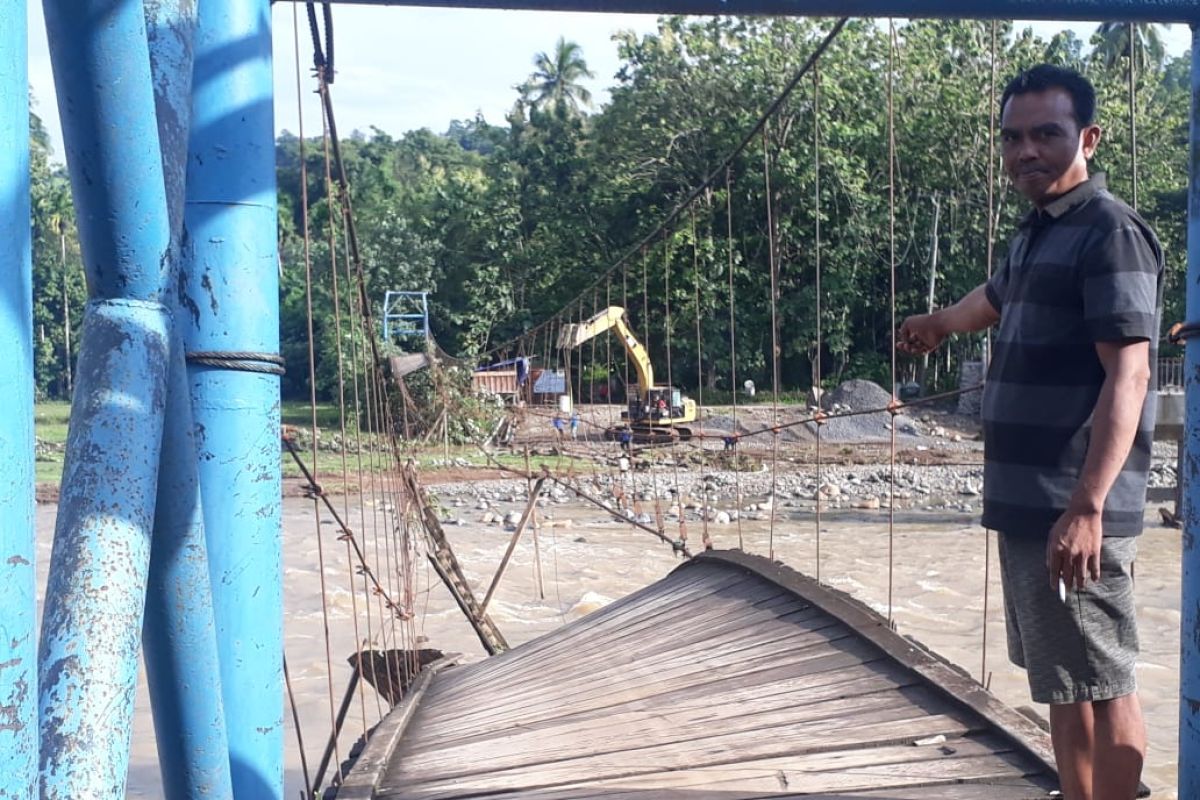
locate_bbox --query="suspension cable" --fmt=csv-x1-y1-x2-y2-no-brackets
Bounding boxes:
1129,22,1139,211
693,206,712,551
289,13,320,796
726,167,744,551
886,18,898,626
981,17,999,688
296,22,344,783
813,62,824,583
764,121,781,562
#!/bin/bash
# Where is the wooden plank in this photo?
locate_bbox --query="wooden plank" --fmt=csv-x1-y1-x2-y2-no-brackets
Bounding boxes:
476,778,1055,800
389,688,974,785
379,712,977,798
692,551,1059,771
432,567,754,697
404,625,869,744
408,651,906,749
443,742,1044,799
583,753,1034,794
404,683,960,776
416,615,854,727
403,668,916,759
439,569,782,696
430,582,809,706
371,551,1063,800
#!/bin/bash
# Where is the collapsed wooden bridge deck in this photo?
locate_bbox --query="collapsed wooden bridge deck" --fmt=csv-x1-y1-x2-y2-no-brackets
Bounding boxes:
341,550,1061,799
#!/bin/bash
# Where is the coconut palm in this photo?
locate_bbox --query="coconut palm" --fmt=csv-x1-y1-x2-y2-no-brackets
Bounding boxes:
521,38,596,116
1092,22,1166,72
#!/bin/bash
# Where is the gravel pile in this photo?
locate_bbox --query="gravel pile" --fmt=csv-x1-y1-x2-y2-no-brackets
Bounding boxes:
701,414,756,437
816,379,920,443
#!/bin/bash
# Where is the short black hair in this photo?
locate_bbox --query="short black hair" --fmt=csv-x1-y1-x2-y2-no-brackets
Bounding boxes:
1000,64,1096,129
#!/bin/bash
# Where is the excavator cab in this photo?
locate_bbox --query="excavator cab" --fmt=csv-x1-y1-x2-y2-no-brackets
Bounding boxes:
633,387,683,423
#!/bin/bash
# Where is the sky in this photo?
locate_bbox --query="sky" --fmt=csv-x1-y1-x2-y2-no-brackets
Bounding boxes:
24,7,1196,164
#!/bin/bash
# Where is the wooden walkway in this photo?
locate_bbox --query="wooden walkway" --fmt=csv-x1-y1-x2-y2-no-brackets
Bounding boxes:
341,551,1061,799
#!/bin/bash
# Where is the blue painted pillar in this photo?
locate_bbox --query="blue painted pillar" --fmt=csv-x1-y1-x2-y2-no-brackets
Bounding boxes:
141,2,235,798
0,0,35,793
183,0,283,795
1182,23,1200,800
36,0,172,794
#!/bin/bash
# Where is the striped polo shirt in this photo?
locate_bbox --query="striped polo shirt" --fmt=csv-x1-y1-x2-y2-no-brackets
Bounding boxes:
981,174,1164,537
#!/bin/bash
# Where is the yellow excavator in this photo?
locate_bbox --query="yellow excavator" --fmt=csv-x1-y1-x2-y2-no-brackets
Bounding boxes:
558,306,697,443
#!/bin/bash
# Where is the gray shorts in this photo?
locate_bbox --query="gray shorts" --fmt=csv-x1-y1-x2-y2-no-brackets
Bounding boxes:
998,532,1139,705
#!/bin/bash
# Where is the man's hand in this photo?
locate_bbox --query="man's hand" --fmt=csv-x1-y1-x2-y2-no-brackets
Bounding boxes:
897,313,947,356
1046,508,1103,592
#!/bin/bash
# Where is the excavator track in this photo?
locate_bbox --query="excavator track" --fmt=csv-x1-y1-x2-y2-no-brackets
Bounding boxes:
605,425,692,446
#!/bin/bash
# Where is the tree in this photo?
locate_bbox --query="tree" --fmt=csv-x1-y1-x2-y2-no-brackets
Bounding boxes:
520,37,596,117
1044,30,1086,70
29,101,86,400
1092,22,1166,72
261,18,1191,404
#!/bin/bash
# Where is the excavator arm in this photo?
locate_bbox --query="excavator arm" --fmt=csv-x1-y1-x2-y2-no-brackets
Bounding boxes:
558,306,697,438
558,306,654,393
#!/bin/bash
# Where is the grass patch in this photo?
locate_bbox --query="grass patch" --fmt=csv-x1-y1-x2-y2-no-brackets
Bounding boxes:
281,401,348,430
35,400,588,488
36,459,64,484
36,401,72,444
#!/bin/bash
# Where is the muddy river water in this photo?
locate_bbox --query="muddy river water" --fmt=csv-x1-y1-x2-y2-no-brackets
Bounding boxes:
33,490,1185,798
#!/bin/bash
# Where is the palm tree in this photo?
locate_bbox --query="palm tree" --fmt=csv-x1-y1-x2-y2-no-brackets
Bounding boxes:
521,38,596,116
1043,31,1085,71
1092,22,1166,72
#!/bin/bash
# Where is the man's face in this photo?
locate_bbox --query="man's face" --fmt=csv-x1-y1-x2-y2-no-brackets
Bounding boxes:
1000,88,1101,207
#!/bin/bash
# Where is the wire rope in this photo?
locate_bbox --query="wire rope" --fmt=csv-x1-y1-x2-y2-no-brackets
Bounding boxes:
981,18,999,688
299,68,345,786
813,63,824,582
763,122,781,561
725,168,745,551
287,13,321,793
692,207,712,550
662,231,686,550
1129,23,1139,212
320,101,371,737
886,18,898,626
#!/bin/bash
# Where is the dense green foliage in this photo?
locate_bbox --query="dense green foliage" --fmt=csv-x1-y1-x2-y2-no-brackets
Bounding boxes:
28,18,1191,401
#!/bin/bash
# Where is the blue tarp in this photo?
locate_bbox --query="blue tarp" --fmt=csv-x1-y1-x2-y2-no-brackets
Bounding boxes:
533,370,566,394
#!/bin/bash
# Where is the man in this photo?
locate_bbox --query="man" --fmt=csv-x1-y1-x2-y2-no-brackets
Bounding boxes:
899,64,1163,800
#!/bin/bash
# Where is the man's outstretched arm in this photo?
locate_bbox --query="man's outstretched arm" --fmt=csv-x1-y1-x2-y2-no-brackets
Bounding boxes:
898,283,1001,355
